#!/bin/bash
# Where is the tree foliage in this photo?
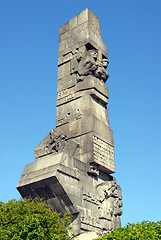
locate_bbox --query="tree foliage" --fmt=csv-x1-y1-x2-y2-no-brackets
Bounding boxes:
98,221,161,240
0,198,72,240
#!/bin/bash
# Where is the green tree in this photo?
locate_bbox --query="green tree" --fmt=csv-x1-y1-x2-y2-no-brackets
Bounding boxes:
0,198,72,240
98,221,161,240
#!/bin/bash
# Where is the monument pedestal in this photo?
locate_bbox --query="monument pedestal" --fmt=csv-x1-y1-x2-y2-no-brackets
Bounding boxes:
74,232,102,240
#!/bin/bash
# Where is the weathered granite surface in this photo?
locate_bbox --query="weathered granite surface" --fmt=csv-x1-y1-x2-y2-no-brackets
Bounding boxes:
17,8,122,235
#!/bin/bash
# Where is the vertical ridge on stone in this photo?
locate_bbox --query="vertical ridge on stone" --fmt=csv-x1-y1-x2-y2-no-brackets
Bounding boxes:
17,8,122,235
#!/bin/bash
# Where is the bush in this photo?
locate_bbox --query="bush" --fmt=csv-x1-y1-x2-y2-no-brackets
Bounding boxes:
98,221,161,240
0,198,72,240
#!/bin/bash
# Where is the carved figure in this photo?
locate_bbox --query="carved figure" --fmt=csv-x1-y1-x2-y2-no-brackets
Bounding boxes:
97,180,122,221
88,163,99,177
71,48,109,82
45,130,66,154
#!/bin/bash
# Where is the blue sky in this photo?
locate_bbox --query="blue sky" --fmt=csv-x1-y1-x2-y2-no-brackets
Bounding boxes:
0,0,160,227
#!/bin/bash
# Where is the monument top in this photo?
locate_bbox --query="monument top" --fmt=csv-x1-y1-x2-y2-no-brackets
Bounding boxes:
59,8,100,34
59,8,107,58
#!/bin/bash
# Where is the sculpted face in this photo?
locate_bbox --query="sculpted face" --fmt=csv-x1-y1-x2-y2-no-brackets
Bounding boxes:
88,49,98,60
102,59,109,68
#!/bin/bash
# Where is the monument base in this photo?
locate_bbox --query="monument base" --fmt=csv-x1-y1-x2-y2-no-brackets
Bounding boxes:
74,232,102,240
17,151,122,235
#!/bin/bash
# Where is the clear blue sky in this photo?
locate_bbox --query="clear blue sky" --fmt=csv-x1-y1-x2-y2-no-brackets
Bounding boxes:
0,0,160,227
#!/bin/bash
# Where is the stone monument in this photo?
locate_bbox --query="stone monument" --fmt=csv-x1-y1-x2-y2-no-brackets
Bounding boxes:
17,8,122,235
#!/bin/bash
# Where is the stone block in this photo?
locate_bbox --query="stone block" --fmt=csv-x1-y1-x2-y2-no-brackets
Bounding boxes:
57,75,77,92
58,61,70,80
59,21,69,35
77,8,100,32
59,39,66,52
69,15,78,30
